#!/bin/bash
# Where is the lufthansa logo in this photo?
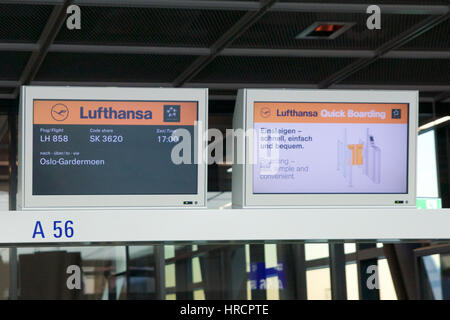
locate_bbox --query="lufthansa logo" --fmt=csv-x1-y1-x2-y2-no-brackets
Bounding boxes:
51,104,69,121
260,107,271,118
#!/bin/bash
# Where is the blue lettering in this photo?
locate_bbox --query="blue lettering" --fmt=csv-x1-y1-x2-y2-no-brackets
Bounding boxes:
79,107,154,120
80,106,88,119
32,221,45,239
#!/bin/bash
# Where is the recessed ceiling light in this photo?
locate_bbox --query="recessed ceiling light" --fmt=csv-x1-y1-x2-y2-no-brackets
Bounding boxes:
296,22,355,40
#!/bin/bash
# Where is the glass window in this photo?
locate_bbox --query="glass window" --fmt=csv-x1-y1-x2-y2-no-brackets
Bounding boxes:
345,262,359,300
421,254,443,300
164,245,175,260
306,267,331,300
15,246,127,300
417,130,439,198
378,258,397,300
264,244,280,300
344,243,356,254
0,248,8,299
245,244,250,273
192,257,202,283
166,293,176,300
246,280,252,300
165,263,176,288
305,244,329,261
194,289,205,300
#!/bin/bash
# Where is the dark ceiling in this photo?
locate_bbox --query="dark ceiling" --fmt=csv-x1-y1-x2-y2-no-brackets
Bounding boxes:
0,0,448,120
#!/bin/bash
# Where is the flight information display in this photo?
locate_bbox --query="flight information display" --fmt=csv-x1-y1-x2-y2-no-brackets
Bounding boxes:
33,99,198,195
253,102,409,194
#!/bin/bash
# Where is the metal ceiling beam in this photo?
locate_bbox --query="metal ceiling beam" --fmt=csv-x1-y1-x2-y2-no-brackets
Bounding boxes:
187,82,319,89
0,0,260,10
330,84,450,91
76,0,259,11
30,80,173,87
318,13,450,89
0,43,39,52
0,1,447,15
209,95,443,103
2,87,448,104
270,3,449,15
2,42,449,59
221,48,375,58
0,81,20,88
384,50,450,59
172,0,278,87
187,82,450,91
12,0,74,98
28,81,450,92
49,44,210,55
0,94,15,99
221,48,450,59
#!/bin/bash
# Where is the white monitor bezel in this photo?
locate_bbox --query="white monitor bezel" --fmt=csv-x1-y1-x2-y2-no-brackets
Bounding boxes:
18,86,208,210
243,89,417,208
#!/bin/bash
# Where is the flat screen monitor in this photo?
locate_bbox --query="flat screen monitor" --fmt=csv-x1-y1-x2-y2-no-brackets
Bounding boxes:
232,89,417,208
18,86,207,209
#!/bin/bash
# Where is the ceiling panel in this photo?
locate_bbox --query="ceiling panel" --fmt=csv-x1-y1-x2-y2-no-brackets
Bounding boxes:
0,4,52,43
419,92,442,99
342,58,450,84
192,56,355,83
0,88,14,95
278,0,449,3
55,6,246,47
231,11,426,50
400,19,450,50
35,52,196,82
0,52,30,80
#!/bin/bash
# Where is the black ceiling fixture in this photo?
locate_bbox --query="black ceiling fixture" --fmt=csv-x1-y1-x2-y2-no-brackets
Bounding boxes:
296,22,355,40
